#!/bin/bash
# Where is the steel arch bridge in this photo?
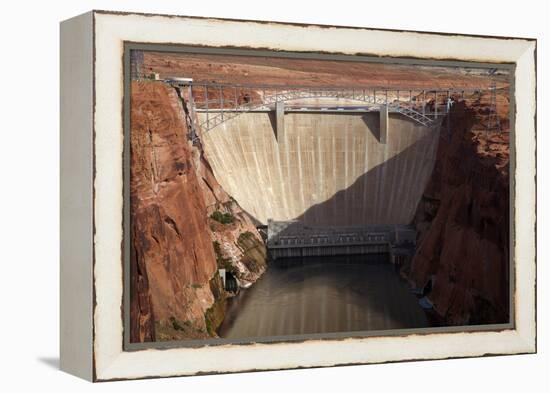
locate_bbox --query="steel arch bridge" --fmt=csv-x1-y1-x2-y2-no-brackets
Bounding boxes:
166,82,499,138
197,88,437,131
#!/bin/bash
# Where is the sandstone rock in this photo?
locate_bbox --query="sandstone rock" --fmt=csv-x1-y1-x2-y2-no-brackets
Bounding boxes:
130,81,267,342
406,102,509,325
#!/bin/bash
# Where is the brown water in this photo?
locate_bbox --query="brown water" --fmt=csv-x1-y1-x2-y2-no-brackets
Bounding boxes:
218,255,429,340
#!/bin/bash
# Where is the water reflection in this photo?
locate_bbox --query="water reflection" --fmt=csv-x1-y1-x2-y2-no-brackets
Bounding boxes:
218,255,429,339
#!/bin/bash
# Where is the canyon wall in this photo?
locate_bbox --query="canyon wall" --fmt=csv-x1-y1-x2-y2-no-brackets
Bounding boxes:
130,81,266,342
405,102,510,325
200,111,440,226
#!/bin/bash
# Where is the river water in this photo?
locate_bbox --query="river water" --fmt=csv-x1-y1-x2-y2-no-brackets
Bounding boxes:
218,255,429,340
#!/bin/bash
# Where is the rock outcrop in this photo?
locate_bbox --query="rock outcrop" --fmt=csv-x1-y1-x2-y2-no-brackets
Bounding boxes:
404,101,510,325
130,81,266,342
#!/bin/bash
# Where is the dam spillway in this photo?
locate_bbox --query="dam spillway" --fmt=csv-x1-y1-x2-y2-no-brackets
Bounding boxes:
200,110,440,226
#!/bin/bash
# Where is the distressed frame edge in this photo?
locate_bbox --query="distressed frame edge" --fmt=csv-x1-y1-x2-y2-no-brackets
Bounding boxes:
90,11,537,381
91,8,538,42
511,40,537,354
59,11,95,381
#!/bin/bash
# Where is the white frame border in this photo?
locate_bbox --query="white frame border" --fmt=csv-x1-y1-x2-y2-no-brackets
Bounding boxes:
92,11,536,381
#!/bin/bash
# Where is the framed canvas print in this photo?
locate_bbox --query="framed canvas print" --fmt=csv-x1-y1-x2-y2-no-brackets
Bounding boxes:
60,10,537,381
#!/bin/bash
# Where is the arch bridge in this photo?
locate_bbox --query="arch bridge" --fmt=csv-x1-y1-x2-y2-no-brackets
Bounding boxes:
167,82,499,140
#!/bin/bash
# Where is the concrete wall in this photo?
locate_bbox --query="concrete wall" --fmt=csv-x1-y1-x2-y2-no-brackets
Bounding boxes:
200,111,439,226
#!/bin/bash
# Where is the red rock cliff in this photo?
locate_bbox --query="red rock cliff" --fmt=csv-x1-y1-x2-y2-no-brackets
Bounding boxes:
405,101,510,325
130,81,266,342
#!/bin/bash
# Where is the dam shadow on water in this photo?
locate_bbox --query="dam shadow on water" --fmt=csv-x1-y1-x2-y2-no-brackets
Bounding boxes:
218,254,430,340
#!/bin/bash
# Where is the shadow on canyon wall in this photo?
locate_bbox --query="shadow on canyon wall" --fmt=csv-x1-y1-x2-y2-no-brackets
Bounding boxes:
404,101,510,325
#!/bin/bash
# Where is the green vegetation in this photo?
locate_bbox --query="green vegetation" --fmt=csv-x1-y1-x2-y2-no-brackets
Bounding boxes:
205,303,219,335
237,231,255,243
169,316,183,331
212,241,235,272
204,274,226,336
155,318,199,341
212,240,222,255
168,316,191,332
237,231,267,274
210,210,234,225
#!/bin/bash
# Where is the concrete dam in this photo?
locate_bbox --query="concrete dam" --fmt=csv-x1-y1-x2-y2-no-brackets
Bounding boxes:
176,82,449,337
199,109,440,227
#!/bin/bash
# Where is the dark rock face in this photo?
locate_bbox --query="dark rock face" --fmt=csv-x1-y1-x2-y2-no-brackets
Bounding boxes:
405,102,510,325
129,82,266,342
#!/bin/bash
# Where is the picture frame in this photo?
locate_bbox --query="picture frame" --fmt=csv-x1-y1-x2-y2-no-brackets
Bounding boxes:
60,10,536,381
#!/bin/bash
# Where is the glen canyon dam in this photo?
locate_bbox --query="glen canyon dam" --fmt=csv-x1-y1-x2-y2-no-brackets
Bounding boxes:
128,50,511,344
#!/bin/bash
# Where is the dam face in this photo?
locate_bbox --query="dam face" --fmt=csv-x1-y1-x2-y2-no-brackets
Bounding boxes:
200,112,440,226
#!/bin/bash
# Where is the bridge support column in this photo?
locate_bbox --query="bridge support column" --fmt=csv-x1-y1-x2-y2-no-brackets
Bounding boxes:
379,104,388,144
276,101,285,142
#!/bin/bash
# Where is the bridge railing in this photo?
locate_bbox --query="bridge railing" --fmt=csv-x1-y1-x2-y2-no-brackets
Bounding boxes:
168,82,502,135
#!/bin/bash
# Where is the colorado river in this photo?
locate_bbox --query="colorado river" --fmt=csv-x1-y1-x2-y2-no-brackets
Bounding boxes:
218,255,429,339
